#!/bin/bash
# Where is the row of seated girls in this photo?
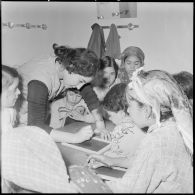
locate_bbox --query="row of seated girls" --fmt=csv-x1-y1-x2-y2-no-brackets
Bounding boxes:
1,45,193,193
49,55,119,129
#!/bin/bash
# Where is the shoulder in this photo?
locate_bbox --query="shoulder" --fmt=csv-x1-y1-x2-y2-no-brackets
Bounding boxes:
51,98,65,108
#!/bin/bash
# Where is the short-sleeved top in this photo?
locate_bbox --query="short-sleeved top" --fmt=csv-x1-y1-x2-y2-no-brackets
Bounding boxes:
17,55,66,125
17,55,65,101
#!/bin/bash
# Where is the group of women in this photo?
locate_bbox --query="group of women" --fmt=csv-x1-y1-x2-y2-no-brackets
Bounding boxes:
1,43,193,193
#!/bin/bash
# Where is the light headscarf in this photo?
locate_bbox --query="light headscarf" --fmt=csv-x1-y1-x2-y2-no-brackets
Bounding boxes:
127,68,193,156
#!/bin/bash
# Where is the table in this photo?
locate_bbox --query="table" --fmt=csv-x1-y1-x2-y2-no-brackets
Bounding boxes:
56,121,126,181
56,121,115,167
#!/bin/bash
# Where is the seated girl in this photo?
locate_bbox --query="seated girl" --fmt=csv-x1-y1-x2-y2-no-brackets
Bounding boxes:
89,69,193,193
88,83,146,169
49,88,95,129
1,65,78,193
93,55,120,102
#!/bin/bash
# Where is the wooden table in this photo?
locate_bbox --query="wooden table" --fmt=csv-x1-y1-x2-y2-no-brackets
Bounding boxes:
56,121,126,181
56,121,115,167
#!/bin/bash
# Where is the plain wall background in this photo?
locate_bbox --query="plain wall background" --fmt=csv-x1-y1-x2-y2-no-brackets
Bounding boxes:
2,2,193,74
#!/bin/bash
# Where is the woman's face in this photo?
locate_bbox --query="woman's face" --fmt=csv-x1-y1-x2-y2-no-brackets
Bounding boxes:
126,88,149,128
1,78,20,108
63,69,92,90
104,67,116,87
124,55,142,79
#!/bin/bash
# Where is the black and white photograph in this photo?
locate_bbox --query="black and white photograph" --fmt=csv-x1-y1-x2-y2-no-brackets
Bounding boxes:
1,1,193,193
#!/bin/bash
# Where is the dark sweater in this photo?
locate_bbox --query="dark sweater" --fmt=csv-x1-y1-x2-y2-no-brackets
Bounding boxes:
27,81,99,134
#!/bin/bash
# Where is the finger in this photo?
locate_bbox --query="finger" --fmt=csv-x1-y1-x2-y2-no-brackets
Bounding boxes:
106,133,112,141
87,156,95,163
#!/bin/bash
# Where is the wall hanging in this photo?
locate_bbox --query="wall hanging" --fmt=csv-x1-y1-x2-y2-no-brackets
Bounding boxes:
97,2,137,19
2,22,47,30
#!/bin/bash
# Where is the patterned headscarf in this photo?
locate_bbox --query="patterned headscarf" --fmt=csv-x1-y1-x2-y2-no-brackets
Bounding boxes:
127,68,193,156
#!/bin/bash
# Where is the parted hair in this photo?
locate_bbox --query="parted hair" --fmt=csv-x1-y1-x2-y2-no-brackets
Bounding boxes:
121,46,145,67
102,83,128,113
99,56,119,78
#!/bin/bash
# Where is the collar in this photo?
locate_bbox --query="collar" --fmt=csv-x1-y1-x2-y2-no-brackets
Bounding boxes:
147,117,175,133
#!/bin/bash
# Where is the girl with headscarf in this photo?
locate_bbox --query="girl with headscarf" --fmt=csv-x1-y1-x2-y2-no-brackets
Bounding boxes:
117,46,145,83
89,68,193,193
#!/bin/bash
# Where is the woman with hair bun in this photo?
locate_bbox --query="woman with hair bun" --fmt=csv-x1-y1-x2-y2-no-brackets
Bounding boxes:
16,44,109,143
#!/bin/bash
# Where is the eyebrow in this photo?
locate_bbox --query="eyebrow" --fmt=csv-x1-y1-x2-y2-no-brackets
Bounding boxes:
128,94,143,104
126,60,140,63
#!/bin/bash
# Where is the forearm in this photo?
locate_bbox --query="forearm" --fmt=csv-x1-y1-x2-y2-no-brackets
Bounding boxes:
110,157,130,169
50,129,78,143
91,109,106,130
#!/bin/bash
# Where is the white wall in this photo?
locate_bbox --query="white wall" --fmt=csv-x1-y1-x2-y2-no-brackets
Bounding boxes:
2,2,193,74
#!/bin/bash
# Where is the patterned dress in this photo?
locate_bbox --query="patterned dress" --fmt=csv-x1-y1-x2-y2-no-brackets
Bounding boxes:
107,118,193,193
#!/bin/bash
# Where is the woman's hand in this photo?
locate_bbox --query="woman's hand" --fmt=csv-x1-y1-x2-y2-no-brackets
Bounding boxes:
74,125,94,143
87,154,113,169
94,128,112,141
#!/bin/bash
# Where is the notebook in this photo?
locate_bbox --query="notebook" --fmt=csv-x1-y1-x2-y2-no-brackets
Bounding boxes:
61,137,111,154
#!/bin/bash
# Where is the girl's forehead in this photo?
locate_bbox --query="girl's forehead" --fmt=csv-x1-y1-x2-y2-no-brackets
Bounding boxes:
79,74,93,82
125,55,140,61
67,90,80,95
104,67,115,72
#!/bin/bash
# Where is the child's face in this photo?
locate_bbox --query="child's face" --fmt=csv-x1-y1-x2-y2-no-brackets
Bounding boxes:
1,78,20,108
106,110,126,125
124,55,142,79
104,67,116,87
66,90,82,106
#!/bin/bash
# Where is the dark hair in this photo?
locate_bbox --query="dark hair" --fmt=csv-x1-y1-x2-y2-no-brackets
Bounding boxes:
99,56,119,78
102,83,128,113
53,44,100,78
173,71,193,100
121,46,145,67
92,56,119,89
2,65,20,92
